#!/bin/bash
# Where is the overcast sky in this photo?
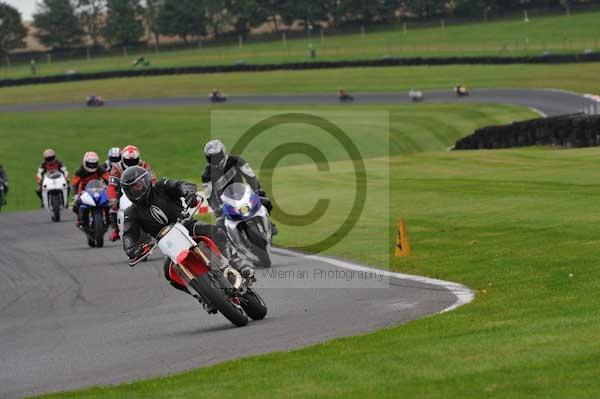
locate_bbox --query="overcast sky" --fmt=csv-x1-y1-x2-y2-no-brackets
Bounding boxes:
4,0,38,21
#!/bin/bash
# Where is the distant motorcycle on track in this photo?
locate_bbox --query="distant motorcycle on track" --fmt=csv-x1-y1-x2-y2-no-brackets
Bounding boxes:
130,204,268,327
455,85,469,97
41,171,69,222
0,182,6,212
79,180,110,248
220,183,273,268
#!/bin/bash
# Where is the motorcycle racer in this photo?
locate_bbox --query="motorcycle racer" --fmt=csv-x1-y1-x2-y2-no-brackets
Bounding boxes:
0,163,7,206
36,149,68,207
71,152,109,227
201,140,275,233
102,147,121,172
120,166,255,295
107,145,154,241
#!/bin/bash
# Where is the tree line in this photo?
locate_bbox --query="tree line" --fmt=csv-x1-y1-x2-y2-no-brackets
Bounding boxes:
1,0,598,54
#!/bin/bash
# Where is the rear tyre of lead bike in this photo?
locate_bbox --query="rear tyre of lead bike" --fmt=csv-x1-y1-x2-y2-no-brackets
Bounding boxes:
240,288,267,320
51,194,61,222
245,222,271,268
190,274,248,327
93,208,104,248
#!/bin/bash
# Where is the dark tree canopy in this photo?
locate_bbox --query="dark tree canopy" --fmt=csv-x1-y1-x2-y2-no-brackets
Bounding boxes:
0,2,28,55
77,0,106,46
33,0,84,49
102,0,144,46
157,0,207,43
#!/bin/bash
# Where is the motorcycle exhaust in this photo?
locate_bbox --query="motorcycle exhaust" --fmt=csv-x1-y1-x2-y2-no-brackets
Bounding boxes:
222,266,244,290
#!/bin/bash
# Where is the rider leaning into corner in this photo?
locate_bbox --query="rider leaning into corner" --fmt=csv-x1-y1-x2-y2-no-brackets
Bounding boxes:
120,166,255,297
71,152,110,227
201,139,276,234
107,145,154,241
36,149,69,207
0,162,8,205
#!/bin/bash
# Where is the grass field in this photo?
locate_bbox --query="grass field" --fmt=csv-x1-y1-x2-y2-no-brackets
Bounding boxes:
1,62,599,106
1,10,600,80
5,103,600,397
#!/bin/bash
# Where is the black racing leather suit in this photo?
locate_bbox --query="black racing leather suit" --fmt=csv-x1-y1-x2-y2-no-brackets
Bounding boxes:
122,178,228,259
0,163,7,204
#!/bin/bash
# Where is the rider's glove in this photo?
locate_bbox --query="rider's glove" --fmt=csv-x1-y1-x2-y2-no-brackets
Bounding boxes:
185,193,198,208
109,198,118,210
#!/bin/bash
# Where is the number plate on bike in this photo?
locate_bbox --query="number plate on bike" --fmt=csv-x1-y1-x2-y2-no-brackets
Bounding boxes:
158,223,196,262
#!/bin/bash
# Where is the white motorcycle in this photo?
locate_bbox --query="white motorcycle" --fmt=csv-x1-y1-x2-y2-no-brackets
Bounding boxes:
41,171,69,222
220,183,272,268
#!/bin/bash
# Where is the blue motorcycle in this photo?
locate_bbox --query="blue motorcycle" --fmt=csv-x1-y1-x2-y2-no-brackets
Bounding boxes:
79,180,110,248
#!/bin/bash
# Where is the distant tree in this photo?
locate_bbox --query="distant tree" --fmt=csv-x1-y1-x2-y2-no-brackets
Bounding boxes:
102,0,144,47
76,0,105,46
157,0,207,43
144,0,163,48
226,0,269,36
402,0,446,18
0,2,28,55
33,0,84,49
204,0,230,37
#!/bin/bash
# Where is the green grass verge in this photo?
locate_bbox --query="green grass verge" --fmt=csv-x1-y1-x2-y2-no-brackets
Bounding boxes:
1,10,600,79
1,63,599,106
6,104,600,397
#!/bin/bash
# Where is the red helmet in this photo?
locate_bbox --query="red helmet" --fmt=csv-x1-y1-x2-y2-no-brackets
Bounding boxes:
43,148,56,162
83,151,100,172
121,145,140,169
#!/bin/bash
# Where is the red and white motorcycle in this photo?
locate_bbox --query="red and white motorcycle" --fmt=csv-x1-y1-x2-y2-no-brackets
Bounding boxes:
130,205,267,327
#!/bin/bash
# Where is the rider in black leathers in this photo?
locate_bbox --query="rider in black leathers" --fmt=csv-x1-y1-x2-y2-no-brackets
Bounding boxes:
121,166,254,294
0,163,7,206
201,139,274,232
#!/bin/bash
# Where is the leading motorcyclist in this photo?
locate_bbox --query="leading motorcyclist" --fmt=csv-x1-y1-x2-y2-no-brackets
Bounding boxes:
120,166,255,296
107,144,154,241
201,139,275,233
0,162,7,206
36,149,69,207
71,152,110,227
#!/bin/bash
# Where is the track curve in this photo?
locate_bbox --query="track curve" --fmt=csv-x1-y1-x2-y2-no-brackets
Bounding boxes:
1,87,593,398
0,88,596,116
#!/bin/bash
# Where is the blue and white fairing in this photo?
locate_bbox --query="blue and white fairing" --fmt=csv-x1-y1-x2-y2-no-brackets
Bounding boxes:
220,183,272,265
221,183,262,221
80,180,110,209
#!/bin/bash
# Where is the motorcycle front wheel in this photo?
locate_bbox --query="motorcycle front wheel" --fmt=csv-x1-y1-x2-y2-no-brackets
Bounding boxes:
93,208,104,248
50,194,61,222
190,273,248,327
245,222,271,268
240,288,267,320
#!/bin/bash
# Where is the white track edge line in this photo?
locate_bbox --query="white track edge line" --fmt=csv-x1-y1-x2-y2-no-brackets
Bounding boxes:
271,247,475,314
528,107,548,117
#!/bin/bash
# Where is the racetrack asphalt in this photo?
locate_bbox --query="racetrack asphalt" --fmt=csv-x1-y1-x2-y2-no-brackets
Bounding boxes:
0,88,596,116
1,88,593,398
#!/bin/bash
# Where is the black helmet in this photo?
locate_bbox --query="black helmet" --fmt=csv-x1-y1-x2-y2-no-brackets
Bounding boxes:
204,139,228,169
121,166,152,203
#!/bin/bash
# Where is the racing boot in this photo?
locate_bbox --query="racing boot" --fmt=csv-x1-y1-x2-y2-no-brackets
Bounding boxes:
109,229,120,242
109,213,120,241
223,244,255,285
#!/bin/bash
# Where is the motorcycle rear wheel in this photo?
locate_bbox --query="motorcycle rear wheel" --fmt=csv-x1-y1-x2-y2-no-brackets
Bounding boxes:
191,274,248,327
